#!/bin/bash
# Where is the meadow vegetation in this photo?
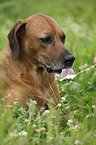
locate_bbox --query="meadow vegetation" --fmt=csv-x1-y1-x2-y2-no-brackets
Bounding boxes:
0,0,96,144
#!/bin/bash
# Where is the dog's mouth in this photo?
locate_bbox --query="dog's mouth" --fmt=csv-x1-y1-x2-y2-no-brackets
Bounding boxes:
44,63,74,74
44,67,62,73
41,54,75,74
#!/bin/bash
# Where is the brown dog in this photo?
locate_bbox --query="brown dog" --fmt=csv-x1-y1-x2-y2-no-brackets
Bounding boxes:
0,14,75,110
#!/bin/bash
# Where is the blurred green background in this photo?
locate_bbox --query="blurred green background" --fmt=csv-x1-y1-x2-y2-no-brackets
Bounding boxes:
0,0,96,71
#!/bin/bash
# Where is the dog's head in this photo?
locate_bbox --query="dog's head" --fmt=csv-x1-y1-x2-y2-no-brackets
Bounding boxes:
8,14,75,73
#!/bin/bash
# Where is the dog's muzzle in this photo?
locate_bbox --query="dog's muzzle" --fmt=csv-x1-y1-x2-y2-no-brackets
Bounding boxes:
44,54,75,73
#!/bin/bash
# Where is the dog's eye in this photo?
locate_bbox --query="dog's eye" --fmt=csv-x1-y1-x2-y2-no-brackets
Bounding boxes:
40,37,52,44
61,32,66,44
61,35,66,44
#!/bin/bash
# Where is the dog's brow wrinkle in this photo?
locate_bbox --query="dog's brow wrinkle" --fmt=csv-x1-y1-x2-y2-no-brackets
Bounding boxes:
40,32,52,38
38,15,56,33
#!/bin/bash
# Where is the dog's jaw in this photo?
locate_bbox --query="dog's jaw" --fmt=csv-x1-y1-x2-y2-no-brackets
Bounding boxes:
43,64,74,74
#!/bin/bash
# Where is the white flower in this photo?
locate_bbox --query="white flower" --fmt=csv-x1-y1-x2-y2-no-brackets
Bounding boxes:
61,97,66,101
25,119,29,122
67,119,73,126
92,105,96,109
21,131,27,136
33,124,36,127
18,132,22,136
68,120,73,123
57,103,61,107
73,125,80,131
33,100,37,104
43,110,50,116
14,98,18,105
45,110,50,113
14,101,18,105
74,140,81,145
10,131,27,137
50,137,53,140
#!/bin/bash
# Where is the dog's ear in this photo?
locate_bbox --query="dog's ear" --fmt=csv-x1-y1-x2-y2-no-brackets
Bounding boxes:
8,20,26,61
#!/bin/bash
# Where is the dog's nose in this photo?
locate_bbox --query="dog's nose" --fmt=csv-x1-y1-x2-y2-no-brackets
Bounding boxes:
64,54,75,67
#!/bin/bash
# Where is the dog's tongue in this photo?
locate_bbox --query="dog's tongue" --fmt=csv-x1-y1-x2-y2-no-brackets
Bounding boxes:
61,68,75,79
94,56,96,65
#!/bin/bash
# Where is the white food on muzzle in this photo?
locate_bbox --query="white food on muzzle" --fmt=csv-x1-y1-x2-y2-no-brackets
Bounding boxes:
61,68,76,80
60,74,76,81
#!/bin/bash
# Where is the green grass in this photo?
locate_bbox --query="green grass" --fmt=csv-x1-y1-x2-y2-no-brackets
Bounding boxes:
0,0,96,144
